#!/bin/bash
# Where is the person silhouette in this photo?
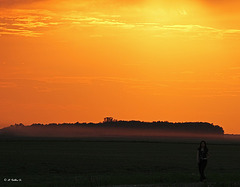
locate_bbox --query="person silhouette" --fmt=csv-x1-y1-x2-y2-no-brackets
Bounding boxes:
197,140,209,182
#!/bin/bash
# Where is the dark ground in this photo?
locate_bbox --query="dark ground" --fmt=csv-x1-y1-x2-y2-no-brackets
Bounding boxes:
0,136,240,187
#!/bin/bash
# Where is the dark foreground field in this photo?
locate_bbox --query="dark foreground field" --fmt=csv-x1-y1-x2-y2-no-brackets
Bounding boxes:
0,137,240,187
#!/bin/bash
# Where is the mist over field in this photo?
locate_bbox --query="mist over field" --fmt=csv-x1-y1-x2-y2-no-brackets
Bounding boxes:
0,120,230,141
0,126,219,138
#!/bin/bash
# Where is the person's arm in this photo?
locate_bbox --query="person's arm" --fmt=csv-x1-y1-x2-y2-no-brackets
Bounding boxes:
207,152,210,159
197,151,199,163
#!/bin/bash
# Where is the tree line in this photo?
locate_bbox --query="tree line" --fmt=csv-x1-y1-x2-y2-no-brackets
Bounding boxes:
0,118,224,136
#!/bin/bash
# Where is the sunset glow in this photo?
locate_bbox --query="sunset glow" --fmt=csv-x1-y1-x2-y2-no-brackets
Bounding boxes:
1,0,240,134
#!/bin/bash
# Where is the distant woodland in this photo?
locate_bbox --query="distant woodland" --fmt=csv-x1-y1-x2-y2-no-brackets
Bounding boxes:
0,118,224,138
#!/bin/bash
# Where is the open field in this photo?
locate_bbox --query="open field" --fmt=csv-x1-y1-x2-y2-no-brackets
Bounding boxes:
0,137,240,187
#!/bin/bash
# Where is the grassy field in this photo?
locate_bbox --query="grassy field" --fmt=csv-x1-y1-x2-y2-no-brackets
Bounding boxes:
0,137,240,187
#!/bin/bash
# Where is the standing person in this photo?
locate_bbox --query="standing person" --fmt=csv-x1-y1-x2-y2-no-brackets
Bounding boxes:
197,140,209,182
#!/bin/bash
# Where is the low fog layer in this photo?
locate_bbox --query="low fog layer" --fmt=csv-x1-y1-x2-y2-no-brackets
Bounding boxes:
0,120,225,139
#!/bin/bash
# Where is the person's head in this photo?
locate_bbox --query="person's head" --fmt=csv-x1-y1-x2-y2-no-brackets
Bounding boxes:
198,140,208,151
200,141,206,148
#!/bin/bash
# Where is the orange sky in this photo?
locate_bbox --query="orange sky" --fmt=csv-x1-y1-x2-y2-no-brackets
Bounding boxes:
0,0,240,134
